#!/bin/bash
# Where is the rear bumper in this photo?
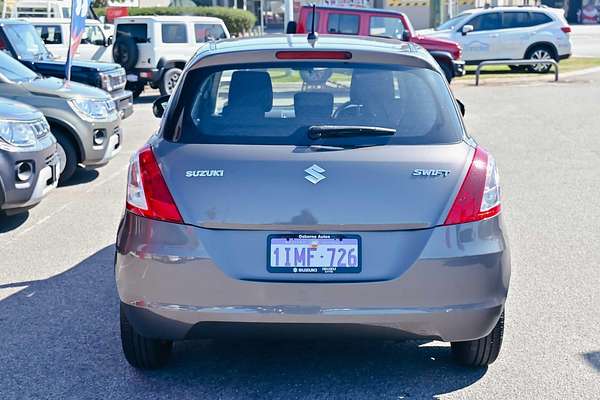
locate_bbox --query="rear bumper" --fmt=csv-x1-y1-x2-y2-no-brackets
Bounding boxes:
126,68,162,84
116,213,510,342
453,59,466,77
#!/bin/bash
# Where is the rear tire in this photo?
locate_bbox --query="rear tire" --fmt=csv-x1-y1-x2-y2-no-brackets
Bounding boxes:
54,130,78,185
126,81,144,99
439,61,453,83
451,311,505,367
525,45,556,73
159,68,182,96
120,303,172,369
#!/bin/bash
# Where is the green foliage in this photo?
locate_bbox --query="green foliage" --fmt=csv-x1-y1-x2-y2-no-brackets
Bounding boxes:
94,6,256,34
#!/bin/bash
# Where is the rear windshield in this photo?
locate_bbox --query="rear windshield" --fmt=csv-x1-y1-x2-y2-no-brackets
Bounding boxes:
116,23,148,43
168,63,463,146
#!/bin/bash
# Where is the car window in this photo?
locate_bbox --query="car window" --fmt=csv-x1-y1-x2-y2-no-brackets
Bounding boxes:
530,12,553,25
327,13,360,34
35,25,63,45
161,23,187,43
194,23,226,42
171,63,463,146
0,51,38,82
2,23,50,59
502,12,530,29
468,12,502,31
305,10,320,31
116,23,147,43
82,26,104,45
436,13,471,31
369,16,405,39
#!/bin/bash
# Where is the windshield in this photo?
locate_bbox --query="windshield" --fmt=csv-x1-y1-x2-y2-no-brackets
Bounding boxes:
0,52,39,82
435,14,471,31
3,23,50,59
169,63,463,146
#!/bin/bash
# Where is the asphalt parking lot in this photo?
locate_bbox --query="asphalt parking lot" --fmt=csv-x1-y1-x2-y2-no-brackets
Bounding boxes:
1,71,599,398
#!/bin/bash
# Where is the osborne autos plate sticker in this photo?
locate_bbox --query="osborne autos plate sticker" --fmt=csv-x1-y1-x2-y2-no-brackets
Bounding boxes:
267,234,361,274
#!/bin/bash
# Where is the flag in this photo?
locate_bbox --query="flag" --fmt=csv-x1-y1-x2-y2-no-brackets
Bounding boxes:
65,0,91,81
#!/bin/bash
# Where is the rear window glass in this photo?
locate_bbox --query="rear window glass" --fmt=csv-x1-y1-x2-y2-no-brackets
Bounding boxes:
369,16,406,39
162,23,187,43
168,63,463,146
35,25,63,45
530,12,553,25
327,14,360,34
194,23,226,42
116,23,147,43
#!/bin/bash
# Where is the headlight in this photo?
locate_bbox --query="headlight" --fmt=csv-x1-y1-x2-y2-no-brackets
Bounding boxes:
0,119,44,147
68,98,116,121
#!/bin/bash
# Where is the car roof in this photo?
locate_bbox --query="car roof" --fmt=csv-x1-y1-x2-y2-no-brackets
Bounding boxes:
23,17,101,24
461,6,556,14
189,34,434,68
114,16,224,23
302,4,406,16
0,18,32,26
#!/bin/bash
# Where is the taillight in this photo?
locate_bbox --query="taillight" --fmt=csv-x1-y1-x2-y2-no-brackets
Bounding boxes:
126,145,183,224
444,147,501,225
561,26,571,34
275,51,352,60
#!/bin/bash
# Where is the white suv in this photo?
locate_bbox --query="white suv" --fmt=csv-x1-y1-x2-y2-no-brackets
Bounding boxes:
422,7,572,72
112,16,230,97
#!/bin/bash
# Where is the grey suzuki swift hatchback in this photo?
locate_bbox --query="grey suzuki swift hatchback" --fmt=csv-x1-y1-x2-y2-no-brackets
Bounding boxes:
115,35,510,369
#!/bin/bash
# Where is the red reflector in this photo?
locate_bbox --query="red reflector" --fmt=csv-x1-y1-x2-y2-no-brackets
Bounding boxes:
561,26,571,33
275,51,352,60
126,146,183,224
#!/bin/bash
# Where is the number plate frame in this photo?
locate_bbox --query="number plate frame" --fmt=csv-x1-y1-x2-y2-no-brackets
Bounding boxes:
267,233,362,274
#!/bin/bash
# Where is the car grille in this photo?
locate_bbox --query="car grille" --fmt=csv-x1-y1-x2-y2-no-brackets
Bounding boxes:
102,68,127,92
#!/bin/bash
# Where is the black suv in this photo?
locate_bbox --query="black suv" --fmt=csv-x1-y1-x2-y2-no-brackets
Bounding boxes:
0,19,133,119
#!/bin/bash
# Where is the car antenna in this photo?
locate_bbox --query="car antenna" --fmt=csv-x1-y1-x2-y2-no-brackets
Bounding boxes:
307,4,318,42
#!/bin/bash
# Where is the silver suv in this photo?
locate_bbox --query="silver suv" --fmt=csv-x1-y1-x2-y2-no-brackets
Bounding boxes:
0,97,59,215
0,52,122,183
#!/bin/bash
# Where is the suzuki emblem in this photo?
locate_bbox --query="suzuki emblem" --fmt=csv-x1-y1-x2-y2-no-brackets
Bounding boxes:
304,164,326,184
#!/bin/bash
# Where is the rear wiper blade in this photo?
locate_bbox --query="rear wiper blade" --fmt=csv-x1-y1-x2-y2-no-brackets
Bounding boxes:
308,125,396,140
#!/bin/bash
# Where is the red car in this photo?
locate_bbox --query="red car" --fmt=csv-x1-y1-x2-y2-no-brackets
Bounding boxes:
290,5,465,82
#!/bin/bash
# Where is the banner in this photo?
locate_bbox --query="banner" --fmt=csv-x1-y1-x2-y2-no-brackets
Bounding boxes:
65,0,91,81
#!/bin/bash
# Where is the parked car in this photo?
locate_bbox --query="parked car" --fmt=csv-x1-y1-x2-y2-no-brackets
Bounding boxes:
0,98,59,215
29,18,114,63
290,5,465,82
0,51,122,183
421,6,572,72
0,19,133,119
112,16,230,97
116,34,510,369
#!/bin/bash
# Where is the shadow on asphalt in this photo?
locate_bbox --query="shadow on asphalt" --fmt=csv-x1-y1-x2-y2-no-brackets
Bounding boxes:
582,352,600,372
0,211,29,233
134,93,159,105
58,167,99,187
0,245,487,399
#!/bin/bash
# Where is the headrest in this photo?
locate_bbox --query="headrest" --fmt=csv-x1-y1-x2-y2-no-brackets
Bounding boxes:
227,71,273,112
294,92,334,119
350,70,395,104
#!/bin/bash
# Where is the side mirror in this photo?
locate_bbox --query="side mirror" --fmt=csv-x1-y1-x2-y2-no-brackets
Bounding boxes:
461,25,473,36
401,30,410,41
286,21,297,34
153,95,170,118
456,99,465,116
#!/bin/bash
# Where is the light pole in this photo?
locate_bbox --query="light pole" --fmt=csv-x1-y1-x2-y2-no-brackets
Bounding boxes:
284,0,294,26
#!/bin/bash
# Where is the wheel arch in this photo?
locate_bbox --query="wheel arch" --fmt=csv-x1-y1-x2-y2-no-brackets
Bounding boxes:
524,42,558,60
157,58,187,74
46,117,84,163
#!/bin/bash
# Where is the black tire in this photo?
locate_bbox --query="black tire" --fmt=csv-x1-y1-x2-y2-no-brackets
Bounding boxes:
439,61,453,83
451,311,505,367
54,130,78,185
126,81,144,99
113,37,139,70
508,65,526,72
524,45,557,73
159,68,183,96
120,303,172,369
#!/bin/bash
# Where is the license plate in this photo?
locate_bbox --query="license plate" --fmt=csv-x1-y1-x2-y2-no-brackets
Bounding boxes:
268,234,361,274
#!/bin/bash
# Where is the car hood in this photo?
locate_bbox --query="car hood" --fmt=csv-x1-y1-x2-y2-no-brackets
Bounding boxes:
0,97,42,121
31,57,121,73
416,29,453,39
20,77,111,100
411,34,459,50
